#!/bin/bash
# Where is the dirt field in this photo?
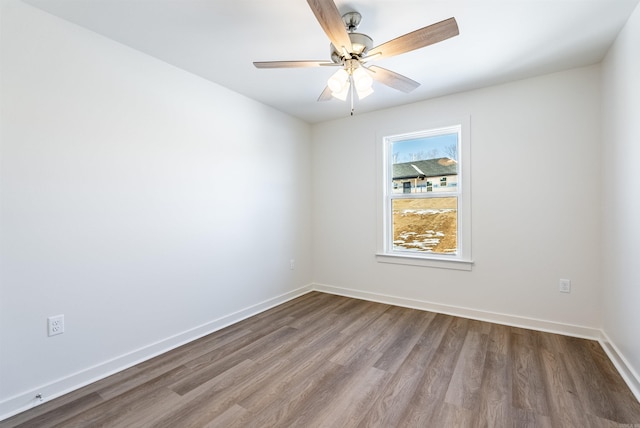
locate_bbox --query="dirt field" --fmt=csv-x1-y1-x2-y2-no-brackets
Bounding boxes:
392,197,457,253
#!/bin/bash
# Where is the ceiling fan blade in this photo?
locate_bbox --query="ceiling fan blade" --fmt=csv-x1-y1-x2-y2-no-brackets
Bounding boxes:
253,60,334,69
368,66,420,93
367,17,459,61
318,86,333,102
306,0,353,53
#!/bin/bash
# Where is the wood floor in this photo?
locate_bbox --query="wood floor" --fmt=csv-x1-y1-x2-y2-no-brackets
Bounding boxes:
3,292,640,427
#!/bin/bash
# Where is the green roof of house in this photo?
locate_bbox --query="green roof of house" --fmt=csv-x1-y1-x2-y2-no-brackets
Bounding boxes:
393,158,457,180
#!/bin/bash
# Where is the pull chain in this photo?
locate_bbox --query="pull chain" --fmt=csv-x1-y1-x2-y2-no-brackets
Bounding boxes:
350,76,354,116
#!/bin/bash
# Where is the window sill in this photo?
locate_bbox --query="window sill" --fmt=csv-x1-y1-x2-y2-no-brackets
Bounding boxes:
375,253,473,271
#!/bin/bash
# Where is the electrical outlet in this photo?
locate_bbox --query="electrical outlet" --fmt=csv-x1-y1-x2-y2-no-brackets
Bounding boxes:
559,279,571,293
48,314,64,336
290,259,295,270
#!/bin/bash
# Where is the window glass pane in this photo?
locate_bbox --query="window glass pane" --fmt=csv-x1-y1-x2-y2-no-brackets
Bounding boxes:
392,197,457,254
391,133,458,194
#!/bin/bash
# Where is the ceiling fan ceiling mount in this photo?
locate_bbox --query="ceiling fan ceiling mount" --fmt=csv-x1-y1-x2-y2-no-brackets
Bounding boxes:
342,11,362,33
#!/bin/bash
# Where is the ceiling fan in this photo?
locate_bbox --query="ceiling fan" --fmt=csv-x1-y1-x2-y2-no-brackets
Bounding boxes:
253,0,459,115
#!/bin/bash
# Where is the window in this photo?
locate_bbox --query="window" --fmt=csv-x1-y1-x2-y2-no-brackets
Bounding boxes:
376,120,472,270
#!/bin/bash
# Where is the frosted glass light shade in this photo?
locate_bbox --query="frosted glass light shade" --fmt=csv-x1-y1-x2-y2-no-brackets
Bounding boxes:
332,82,350,100
355,85,373,99
327,69,349,93
353,67,373,91
353,67,373,99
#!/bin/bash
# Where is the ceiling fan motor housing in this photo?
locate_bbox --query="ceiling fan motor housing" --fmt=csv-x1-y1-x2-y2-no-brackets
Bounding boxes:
330,32,373,63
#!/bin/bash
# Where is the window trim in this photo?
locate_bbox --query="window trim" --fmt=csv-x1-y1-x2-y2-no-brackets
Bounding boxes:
375,117,472,270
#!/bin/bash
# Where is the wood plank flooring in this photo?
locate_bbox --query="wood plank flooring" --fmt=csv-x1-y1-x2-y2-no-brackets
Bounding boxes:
3,292,640,427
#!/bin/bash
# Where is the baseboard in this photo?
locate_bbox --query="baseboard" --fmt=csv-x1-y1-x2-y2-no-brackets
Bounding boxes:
599,331,640,402
0,284,314,422
5,283,637,421
313,283,600,340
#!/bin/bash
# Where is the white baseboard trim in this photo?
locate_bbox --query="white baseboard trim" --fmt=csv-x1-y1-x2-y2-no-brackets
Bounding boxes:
313,283,600,339
4,283,638,421
598,331,640,402
0,284,314,422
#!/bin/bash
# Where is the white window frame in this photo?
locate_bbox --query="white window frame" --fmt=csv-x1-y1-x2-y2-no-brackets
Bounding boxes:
376,118,472,270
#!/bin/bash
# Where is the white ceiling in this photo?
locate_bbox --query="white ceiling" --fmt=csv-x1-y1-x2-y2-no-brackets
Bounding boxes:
24,0,639,123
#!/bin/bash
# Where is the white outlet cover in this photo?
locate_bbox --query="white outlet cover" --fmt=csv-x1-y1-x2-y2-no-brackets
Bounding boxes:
559,279,571,293
48,314,64,336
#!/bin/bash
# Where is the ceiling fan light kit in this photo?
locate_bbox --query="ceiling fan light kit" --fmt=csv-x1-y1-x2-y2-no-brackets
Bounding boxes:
328,60,374,101
253,0,459,116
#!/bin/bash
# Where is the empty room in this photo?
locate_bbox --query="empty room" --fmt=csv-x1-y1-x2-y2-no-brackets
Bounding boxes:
1,0,640,426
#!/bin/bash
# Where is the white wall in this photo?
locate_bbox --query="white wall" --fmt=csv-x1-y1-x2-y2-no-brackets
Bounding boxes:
0,0,312,417
601,2,640,395
312,65,602,332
